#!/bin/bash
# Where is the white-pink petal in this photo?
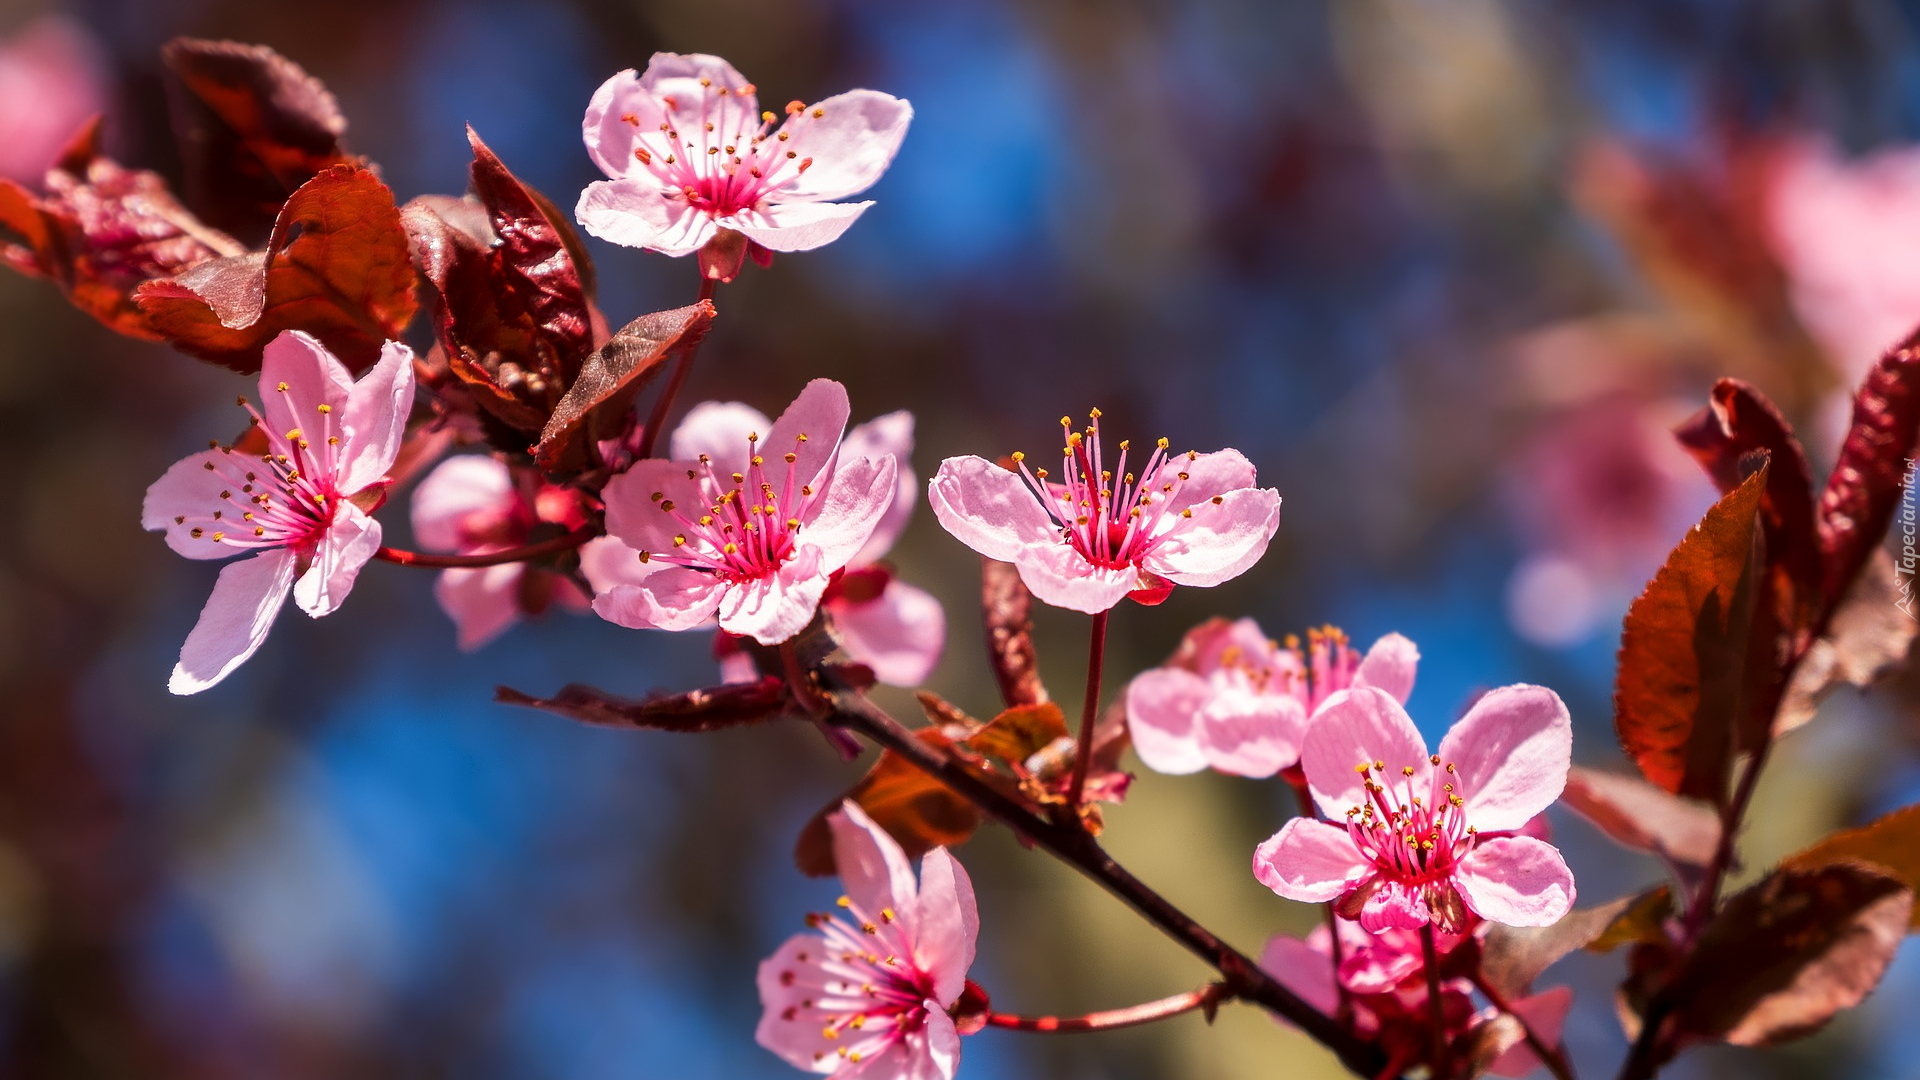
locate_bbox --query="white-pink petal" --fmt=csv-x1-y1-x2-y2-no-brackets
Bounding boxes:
433,563,524,651
829,578,945,687
410,454,514,553
717,545,829,645
831,801,919,928
768,378,853,494
912,846,978,1006
1147,485,1281,587
1124,667,1213,775
1300,687,1432,818
1198,688,1305,778
595,567,723,631
337,339,416,493
668,401,770,475
142,449,249,561
927,456,1059,563
291,500,381,618
1013,542,1137,614
843,410,917,566
1436,684,1573,833
169,547,298,695
1252,817,1371,903
575,177,716,256
725,199,873,253
258,330,354,449
1352,631,1419,705
775,89,914,203
1454,835,1576,927
802,454,899,572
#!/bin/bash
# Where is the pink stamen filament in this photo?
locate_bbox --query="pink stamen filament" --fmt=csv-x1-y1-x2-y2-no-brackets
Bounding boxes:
185,394,344,554
625,79,823,219
1345,757,1473,887
634,432,816,582
1010,412,1203,571
776,891,934,1067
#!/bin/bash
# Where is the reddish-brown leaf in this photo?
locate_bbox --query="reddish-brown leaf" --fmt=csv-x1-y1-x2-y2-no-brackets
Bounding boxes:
1785,805,1920,929
964,702,1070,766
1777,550,1917,735
136,165,417,373
1616,466,1767,801
495,676,791,732
0,156,232,339
162,38,359,241
1668,861,1911,1046
466,128,594,375
1560,765,1721,868
1481,888,1665,1000
535,302,716,472
1818,338,1920,620
794,727,983,878
983,557,1048,708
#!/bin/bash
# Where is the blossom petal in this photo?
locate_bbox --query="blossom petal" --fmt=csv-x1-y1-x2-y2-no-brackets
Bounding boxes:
717,544,829,644
768,378,852,493
1258,934,1338,1018
753,932,843,1072
831,800,919,925
258,329,353,448
169,547,297,695
802,453,897,572
829,578,945,686
1358,879,1431,933
1199,687,1306,778
1123,667,1212,775
1454,836,1577,927
600,458,709,554
576,177,716,257
1299,686,1431,817
927,456,1058,562
725,199,873,253
292,500,380,617
592,568,722,631
916,1007,961,1080
1014,542,1134,614
1353,632,1419,705
843,410,916,565
1158,449,1258,515
410,455,514,553
337,339,415,493
433,563,523,651
576,535,658,593
1487,986,1574,1078
143,449,251,560
913,846,978,1006
669,400,769,475
1252,817,1371,903
1147,485,1281,587
1436,684,1572,832
773,90,913,202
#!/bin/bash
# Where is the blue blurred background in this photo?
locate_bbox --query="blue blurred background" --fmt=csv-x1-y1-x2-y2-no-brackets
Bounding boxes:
2,0,1918,1076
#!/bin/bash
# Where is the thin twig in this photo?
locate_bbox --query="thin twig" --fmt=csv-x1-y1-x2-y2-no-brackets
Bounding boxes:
1421,925,1450,1080
986,983,1228,1033
1471,974,1576,1080
637,275,719,459
1066,609,1109,811
374,523,597,568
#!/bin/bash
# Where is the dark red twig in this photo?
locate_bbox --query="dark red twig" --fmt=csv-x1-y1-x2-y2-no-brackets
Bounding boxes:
374,524,597,568
637,275,719,459
1066,609,1109,812
986,983,1227,1033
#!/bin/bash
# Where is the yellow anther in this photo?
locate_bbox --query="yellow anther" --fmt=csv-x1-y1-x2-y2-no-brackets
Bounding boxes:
276,381,289,392
785,452,796,463
837,896,852,907
724,542,739,554
317,403,331,413
673,536,687,547
638,551,652,563
1430,755,1442,765
1402,766,1415,777
190,528,204,538
1089,407,1103,419
752,455,764,466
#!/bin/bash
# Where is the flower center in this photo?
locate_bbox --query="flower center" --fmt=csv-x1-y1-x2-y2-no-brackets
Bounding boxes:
619,83,826,219
1274,625,1358,712
178,388,345,554
1008,409,1204,570
774,893,934,1068
635,430,814,582
1344,756,1475,885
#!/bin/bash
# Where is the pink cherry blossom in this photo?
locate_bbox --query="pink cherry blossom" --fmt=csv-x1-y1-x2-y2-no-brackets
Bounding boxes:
587,397,942,681
408,455,591,651
577,52,911,259
929,411,1281,615
142,331,414,694
1253,684,1576,933
757,800,977,1079
0,16,105,184
1126,622,1418,778
591,380,898,646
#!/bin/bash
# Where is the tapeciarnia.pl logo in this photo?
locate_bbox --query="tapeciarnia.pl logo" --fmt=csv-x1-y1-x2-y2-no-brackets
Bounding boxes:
1899,458,1918,621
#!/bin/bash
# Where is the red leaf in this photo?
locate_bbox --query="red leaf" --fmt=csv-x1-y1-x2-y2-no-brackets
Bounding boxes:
1776,550,1917,735
1560,765,1721,868
1785,804,1920,929
1481,888,1668,1000
982,557,1048,708
1615,466,1766,801
1817,339,1920,620
964,702,1069,765
466,128,594,375
162,38,359,241
495,676,791,732
794,727,983,878
0,156,233,339
534,302,716,472
1668,862,1911,1047
135,165,418,373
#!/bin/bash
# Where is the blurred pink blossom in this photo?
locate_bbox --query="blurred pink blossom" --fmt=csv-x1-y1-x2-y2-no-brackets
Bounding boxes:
591,379,898,645
1125,622,1417,778
757,801,976,1078
407,455,591,651
142,331,414,694
929,412,1280,614
0,16,106,184
1253,684,1575,932
577,52,911,259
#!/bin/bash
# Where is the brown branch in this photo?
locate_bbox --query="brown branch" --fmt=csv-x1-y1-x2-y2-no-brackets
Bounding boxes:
374,523,597,568
1066,609,1109,811
636,275,718,459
